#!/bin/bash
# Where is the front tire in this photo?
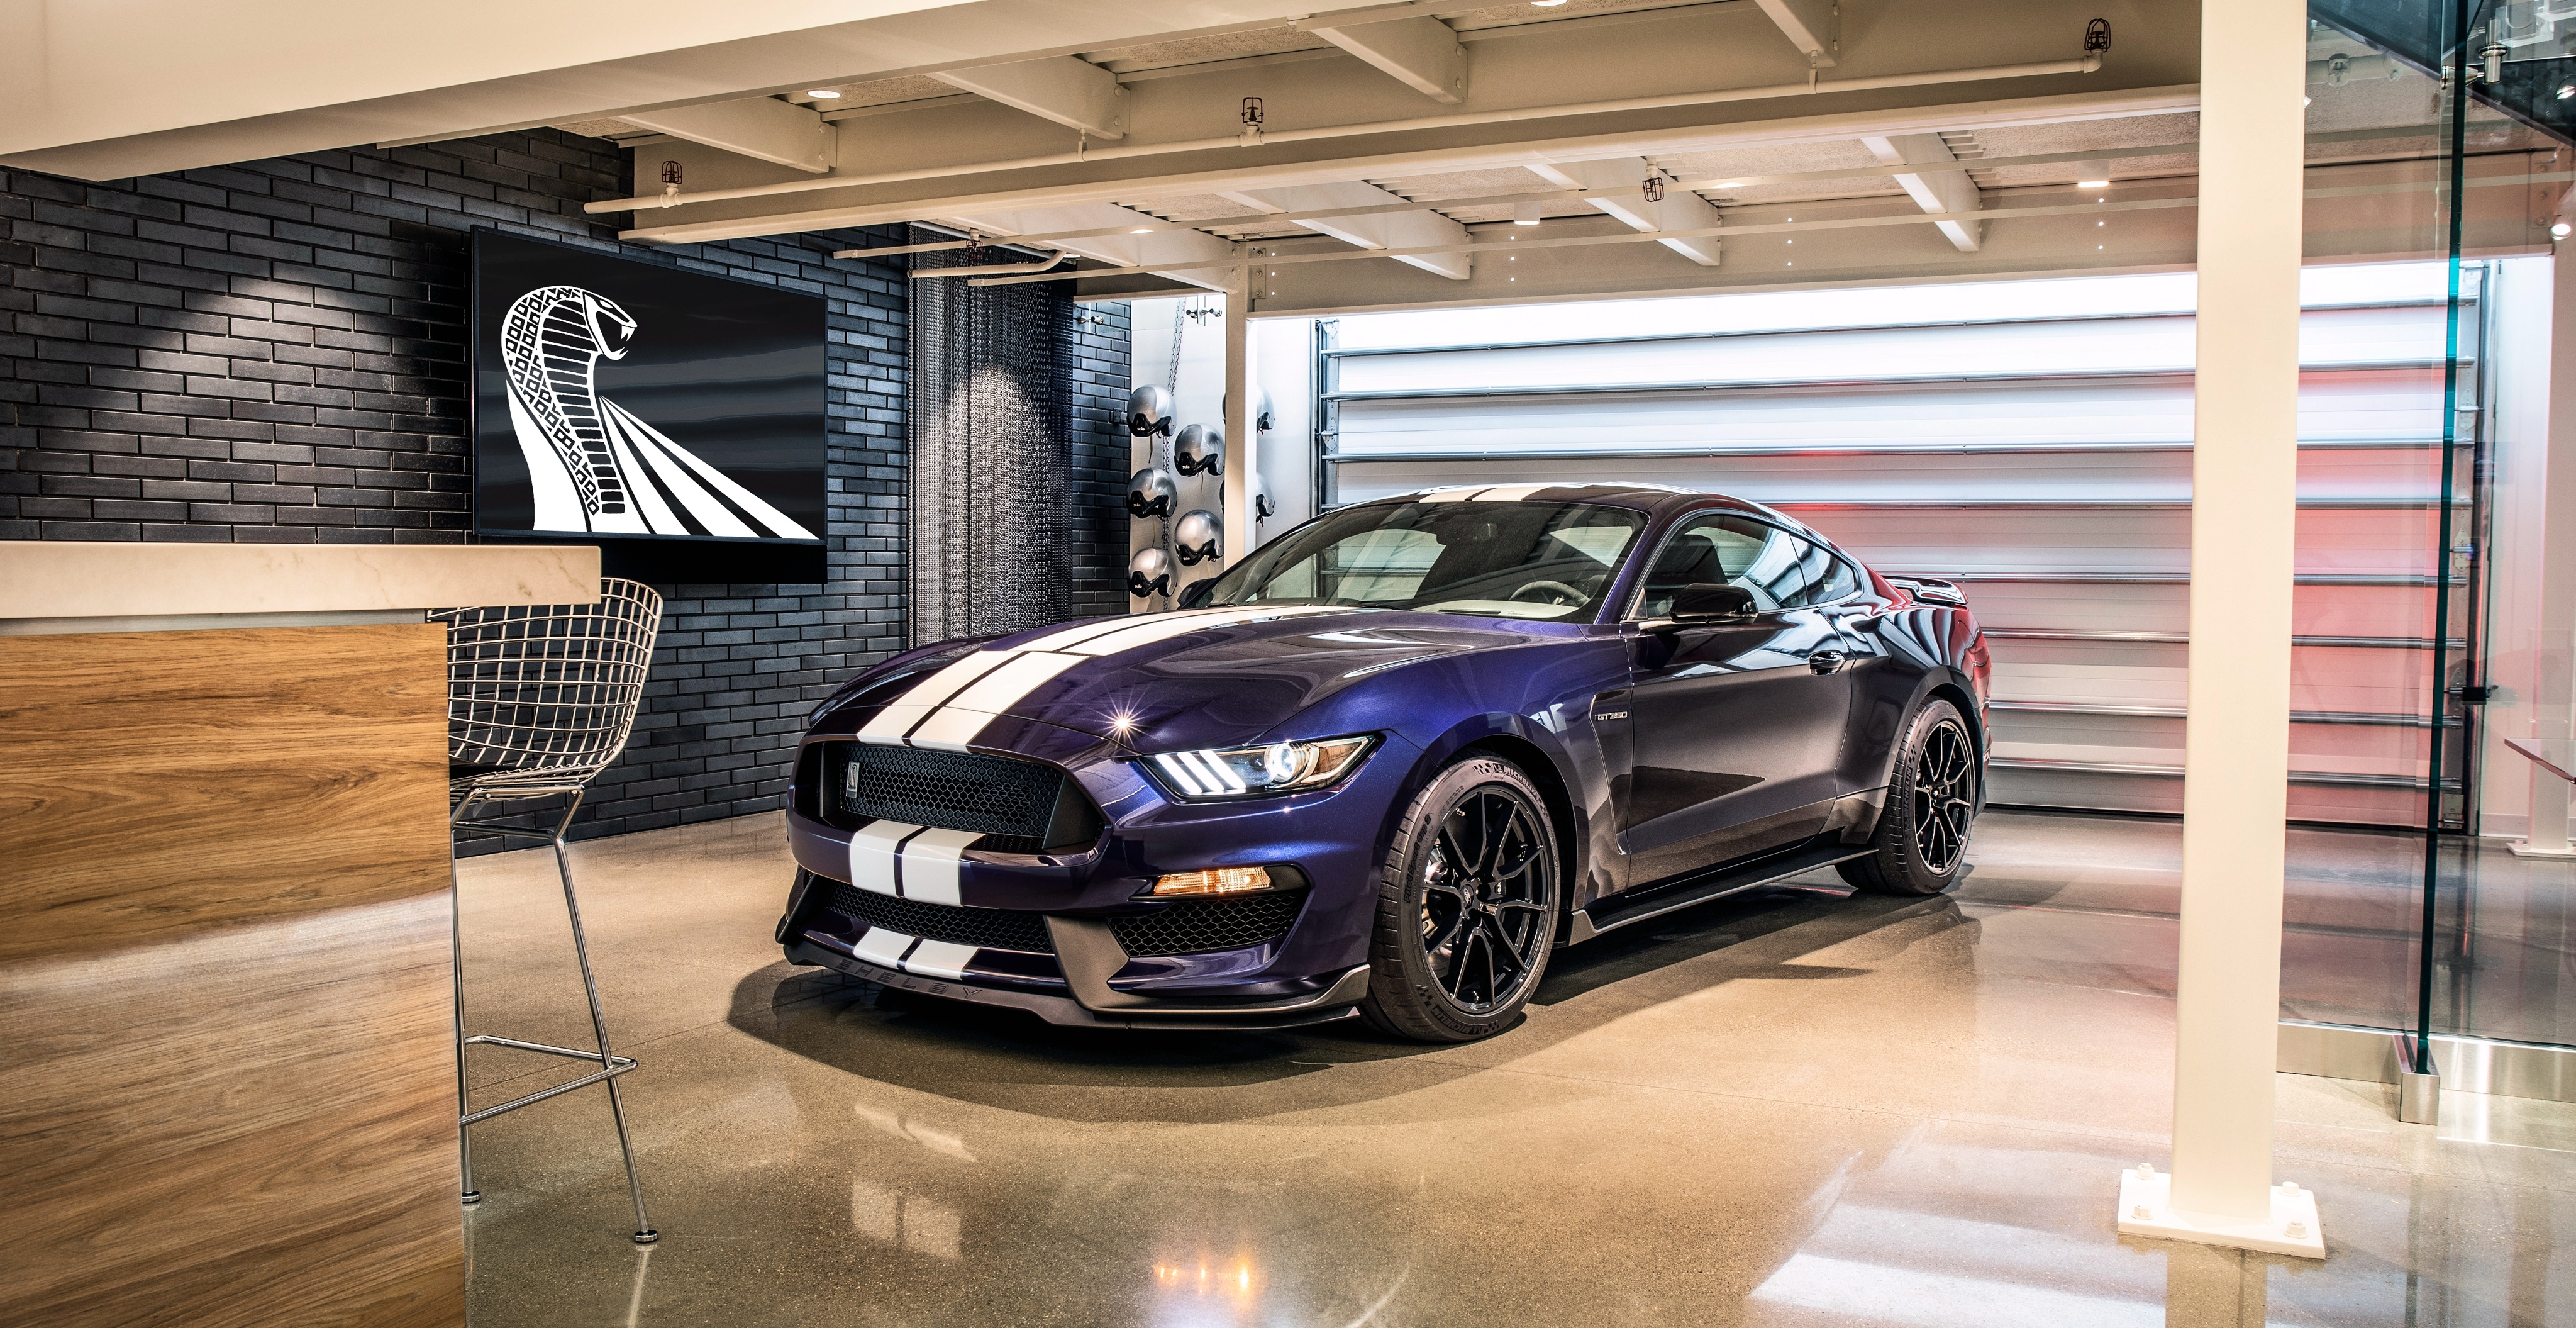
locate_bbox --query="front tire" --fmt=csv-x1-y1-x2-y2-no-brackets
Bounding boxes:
1358,757,1560,1042
1837,699,1979,896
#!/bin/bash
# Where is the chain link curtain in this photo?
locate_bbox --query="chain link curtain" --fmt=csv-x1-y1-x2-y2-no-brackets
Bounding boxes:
908,232,1072,645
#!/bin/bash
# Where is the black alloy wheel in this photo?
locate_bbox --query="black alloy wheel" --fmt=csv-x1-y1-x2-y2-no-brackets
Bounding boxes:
1360,757,1560,1041
1838,698,1980,897
1909,718,1975,875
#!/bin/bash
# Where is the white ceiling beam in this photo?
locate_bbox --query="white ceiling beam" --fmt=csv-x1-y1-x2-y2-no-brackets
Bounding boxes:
1217,181,1473,279
0,0,1352,181
1526,157,1723,266
616,84,2204,245
946,201,1236,289
1859,131,1983,251
618,96,834,174
1306,15,1469,104
931,55,1131,138
1752,0,1838,67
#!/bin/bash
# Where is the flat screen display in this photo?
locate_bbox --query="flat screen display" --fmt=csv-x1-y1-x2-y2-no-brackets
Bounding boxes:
471,232,826,566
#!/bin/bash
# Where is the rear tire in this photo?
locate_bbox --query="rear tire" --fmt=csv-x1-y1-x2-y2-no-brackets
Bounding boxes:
1837,699,1979,897
1358,757,1560,1042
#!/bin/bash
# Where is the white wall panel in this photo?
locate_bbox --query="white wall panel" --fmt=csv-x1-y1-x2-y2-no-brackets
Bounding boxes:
1312,262,2488,826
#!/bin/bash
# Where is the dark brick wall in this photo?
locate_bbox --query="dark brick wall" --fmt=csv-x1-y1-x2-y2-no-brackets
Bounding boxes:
0,131,909,852
1063,301,1133,621
2,130,1129,853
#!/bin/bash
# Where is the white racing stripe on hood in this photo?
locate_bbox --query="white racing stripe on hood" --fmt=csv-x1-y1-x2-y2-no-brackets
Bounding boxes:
902,650,1088,750
854,605,1360,750
856,651,1013,744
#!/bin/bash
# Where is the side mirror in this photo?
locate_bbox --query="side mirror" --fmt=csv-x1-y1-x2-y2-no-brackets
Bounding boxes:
1670,583,1756,622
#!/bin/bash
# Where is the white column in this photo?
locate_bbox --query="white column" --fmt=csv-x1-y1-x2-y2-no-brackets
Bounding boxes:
2116,0,2323,1259
1221,280,1256,572
2523,246,2576,854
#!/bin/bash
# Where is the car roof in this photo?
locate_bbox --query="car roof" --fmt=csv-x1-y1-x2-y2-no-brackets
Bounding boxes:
1372,482,1801,524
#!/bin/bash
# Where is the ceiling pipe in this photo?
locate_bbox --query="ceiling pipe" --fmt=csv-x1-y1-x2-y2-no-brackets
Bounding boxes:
584,54,2103,215
908,248,1069,277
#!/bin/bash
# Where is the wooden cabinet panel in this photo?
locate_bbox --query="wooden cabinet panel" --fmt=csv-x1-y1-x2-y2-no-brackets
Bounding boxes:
0,623,462,1327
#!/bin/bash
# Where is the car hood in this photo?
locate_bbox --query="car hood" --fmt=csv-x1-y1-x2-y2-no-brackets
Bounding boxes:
828,606,1572,750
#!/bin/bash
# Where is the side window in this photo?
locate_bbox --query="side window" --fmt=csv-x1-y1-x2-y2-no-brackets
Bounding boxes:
1633,514,1811,617
1780,551,1862,608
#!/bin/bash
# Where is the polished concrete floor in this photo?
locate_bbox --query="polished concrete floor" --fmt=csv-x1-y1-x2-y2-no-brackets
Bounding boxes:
455,810,2576,1326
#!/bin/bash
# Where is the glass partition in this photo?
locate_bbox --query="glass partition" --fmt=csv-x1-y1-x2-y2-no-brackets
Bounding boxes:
2285,0,2575,1051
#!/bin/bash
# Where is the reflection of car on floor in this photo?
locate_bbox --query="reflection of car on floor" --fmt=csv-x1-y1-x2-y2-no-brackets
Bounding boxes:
778,484,1990,1041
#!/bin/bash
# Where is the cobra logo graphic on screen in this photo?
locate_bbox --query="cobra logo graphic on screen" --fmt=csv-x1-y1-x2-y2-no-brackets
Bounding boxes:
473,232,826,544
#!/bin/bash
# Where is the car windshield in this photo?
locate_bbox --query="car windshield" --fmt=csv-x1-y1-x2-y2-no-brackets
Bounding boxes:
1195,498,1648,620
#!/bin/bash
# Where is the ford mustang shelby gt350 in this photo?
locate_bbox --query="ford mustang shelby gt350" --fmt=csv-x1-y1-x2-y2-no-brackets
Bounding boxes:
777,484,1989,1041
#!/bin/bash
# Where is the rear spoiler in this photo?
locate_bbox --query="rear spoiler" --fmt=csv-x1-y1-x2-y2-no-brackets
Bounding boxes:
1885,576,1968,608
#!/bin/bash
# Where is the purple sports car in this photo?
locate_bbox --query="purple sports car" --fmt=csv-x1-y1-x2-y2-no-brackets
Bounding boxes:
779,484,1990,1041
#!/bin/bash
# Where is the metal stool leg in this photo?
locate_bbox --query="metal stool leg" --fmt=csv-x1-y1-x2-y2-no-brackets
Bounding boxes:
451,829,480,1206
452,788,656,1244
548,798,657,1245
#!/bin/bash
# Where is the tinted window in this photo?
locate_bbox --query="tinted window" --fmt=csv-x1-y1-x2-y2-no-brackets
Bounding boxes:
1783,552,1862,607
1635,514,1848,617
1200,499,1647,620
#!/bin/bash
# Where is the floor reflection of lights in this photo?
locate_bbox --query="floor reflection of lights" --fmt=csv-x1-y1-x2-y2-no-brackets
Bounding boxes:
1150,1256,1265,1325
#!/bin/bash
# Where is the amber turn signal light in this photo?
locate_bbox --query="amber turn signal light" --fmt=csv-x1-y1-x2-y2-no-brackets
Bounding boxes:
1152,866,1272,896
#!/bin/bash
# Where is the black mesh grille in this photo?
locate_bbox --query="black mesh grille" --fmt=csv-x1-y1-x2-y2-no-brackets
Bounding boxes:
1109,891,1307,957
838,745,1067,847
828,882,1056,955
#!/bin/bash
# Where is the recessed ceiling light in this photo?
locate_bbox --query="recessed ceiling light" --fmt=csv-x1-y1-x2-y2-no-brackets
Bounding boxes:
806,89,842,98
1130,227,1153,233
1718,181,1743,188
1531,1,1568,6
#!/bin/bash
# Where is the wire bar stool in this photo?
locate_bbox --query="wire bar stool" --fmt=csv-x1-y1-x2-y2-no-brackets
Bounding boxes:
436,577,662,1245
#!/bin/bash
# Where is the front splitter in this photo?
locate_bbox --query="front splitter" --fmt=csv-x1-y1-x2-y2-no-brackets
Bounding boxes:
784,939,1367,1031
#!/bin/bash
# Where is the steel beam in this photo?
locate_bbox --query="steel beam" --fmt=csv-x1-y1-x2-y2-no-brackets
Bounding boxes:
1307,15,1470,103
931,56,1131,138
619,96,832,174
1219,181,1474,279
1527,157,1724,266
945,200,1236,289
1859,131,1984,252
1753,0,1839,66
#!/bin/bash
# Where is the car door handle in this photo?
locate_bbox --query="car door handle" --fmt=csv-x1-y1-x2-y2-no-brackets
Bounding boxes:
1808,649,1847,674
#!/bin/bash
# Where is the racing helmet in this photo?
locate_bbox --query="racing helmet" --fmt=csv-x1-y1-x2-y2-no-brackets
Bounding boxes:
1218,386,1275,433
1174,423,1223,477
1173,508,1223,565
1126,466,1177,518
1126,384,1174,437
1126,546,1172,599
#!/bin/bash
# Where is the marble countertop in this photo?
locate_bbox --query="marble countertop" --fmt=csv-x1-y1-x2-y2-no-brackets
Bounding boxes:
0,543,601,630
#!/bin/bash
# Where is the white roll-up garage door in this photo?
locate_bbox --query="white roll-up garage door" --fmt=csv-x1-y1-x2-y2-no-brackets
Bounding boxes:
1316,265,2479,827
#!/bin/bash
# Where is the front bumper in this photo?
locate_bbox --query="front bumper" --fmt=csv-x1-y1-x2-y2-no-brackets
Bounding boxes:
779,721,1420,1021
785,927,1370,1030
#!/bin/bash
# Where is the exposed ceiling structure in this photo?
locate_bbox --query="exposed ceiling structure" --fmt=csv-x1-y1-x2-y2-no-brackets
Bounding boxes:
6,1,2561,315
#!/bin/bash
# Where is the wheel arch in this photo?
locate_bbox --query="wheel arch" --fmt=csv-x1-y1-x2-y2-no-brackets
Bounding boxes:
1921,678,1990,813
1453,732,1583,926
1389,716,1592,929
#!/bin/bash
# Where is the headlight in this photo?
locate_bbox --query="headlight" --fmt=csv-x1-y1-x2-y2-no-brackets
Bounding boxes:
1145,734,1377,800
